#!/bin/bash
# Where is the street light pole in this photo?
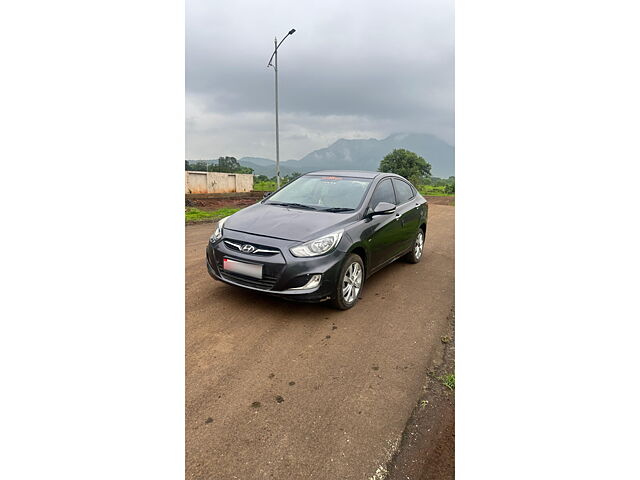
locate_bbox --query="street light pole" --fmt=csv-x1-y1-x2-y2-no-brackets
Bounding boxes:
274,37,280,189
268,29,295,190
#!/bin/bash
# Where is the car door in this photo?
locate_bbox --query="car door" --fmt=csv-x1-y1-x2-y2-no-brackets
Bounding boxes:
392,178,421,252
366,178,403,270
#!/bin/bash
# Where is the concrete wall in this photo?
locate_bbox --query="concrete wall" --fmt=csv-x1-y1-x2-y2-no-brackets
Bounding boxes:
185,172,254,194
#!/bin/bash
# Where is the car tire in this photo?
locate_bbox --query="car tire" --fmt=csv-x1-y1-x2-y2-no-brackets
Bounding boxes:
404,229,425,264
331,253,365,310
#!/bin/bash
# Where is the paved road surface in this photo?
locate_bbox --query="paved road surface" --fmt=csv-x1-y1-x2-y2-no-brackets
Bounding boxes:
186,204,454,479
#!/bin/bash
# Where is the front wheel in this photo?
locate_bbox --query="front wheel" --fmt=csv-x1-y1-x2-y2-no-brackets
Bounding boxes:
404,229,425,264
331,253,364,310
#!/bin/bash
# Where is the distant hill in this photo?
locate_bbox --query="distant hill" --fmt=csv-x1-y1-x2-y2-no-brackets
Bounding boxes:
237,158,298,177
238,133,454,178
238,157,277,167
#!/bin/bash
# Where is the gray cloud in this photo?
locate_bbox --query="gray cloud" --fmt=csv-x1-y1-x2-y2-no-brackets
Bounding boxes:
186,0,454,160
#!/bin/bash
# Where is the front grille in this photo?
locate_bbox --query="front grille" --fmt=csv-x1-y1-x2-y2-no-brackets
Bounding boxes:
224,239,280,256
220,270,279,290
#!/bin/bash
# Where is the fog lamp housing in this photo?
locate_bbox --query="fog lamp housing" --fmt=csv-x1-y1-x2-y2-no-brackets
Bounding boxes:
290,274,322,290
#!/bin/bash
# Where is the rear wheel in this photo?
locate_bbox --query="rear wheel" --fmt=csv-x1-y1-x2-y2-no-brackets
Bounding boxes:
404,229,425,264
331,253,364,310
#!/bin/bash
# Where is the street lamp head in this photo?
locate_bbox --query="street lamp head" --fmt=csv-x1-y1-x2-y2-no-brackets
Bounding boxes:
289,29,296,35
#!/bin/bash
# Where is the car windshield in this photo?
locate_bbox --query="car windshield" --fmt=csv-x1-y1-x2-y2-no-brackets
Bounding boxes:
265,175,372,210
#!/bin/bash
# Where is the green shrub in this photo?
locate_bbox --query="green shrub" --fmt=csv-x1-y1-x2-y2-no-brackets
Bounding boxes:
185,207,240,222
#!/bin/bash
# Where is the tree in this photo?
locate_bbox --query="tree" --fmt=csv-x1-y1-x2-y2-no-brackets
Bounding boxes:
282,171,302,183
378,149,431,186
186,160,210,172
209,156,240,173
198,156,254,174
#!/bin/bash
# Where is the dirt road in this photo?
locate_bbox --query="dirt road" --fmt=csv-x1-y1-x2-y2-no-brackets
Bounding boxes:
185,204,454,479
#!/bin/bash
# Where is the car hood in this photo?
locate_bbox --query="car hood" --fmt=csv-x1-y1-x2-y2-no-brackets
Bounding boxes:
224,203,357,242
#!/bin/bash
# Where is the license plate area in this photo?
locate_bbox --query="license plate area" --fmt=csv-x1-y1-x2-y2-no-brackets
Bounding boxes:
223,258,263,279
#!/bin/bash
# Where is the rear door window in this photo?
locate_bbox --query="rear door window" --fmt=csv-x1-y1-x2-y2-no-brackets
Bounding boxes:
392,178,415,204
369,179,396,207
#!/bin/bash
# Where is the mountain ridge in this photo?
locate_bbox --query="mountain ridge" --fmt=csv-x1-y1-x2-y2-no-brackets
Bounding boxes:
235,132,454,177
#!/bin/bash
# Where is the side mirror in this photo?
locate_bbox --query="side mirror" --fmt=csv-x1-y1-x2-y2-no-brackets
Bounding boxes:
371,201,396,216
263,191,273,198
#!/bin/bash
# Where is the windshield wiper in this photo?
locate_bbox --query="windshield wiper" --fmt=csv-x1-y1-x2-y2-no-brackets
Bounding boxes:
323,207,355,212
268,202,318,210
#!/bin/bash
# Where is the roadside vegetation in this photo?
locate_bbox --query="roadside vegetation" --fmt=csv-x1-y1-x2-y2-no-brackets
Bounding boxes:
438,373,455,390
253,172,302,191
185,207,240,223
253,180,277,191
418,184,454,196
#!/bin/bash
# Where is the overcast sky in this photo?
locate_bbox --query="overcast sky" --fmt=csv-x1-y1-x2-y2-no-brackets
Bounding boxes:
186,0,454,161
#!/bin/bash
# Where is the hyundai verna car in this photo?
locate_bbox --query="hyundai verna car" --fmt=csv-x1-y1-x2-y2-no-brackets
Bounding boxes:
206,170,428,310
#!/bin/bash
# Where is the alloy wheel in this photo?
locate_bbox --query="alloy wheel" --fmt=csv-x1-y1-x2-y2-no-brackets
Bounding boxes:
414,231,424,259
342,262,362,304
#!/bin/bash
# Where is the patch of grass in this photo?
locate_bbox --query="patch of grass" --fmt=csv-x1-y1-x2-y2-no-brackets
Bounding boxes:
418,185,455,197
185,207,240,223
438,373,455,391
253,181,277,192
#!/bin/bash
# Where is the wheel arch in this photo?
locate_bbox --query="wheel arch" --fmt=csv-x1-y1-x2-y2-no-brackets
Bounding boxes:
348,245,368,277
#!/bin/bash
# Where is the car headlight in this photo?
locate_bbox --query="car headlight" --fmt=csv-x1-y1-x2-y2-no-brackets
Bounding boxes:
290,230,344,257
211,216,229,242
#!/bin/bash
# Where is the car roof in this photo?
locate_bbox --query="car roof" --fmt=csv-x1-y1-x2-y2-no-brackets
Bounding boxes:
304,170,392,179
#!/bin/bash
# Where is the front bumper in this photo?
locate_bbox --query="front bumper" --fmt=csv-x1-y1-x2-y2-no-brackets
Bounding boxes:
206,229,346,302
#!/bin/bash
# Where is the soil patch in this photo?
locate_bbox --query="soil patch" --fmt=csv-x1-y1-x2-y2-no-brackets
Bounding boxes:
386,307,455,480
186,196,259,210
424,195,455,206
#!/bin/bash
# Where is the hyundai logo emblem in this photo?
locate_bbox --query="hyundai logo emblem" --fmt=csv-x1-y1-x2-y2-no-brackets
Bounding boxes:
241,244,255,253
